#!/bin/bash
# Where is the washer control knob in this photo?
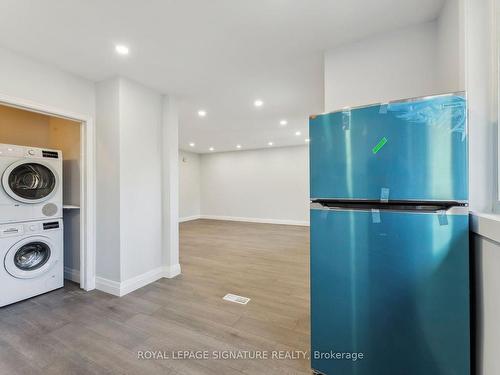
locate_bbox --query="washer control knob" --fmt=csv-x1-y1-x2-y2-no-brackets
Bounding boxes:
29,225,36,231
28,149,35,155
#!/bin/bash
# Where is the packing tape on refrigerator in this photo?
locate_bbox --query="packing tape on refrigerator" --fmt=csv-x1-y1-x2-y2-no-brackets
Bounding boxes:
380,188,390,203
372,209,381,224
342,108,351,131
321,210,328,220
379,103,389,114
438,210,449,226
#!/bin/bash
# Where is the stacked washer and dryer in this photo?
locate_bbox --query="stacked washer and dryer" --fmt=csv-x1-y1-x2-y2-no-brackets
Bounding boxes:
0,143,64,307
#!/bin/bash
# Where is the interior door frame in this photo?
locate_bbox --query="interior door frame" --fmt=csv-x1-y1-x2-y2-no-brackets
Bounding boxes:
0,93,96,291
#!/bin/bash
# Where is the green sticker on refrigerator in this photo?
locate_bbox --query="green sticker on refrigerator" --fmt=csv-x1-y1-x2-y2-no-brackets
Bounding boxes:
372,137,388,154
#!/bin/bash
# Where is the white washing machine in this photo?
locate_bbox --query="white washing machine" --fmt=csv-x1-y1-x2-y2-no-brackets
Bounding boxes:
0,143,63,224
0,218,63,307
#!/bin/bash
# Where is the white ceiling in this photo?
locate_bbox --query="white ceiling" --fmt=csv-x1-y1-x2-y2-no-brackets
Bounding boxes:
0,0,445,153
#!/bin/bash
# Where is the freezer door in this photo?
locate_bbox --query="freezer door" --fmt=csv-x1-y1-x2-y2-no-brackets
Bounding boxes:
310,208,470,375
310,93,468,201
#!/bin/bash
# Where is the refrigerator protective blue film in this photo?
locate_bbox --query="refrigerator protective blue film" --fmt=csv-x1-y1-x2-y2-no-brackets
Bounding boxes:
310,209,470,375
310,94,468,201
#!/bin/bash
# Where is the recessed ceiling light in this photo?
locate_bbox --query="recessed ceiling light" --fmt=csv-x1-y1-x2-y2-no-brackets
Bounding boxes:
305,138,310,143
209,147,215,151
115,44,129,55
236,144,242,149
189,142,195,147
198,110,207,117
280,120,288,126
295,131,302,136
254,99,264,107
268,141,274,146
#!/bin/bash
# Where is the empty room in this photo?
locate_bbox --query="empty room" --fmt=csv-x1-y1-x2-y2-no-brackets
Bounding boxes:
0,1,499,375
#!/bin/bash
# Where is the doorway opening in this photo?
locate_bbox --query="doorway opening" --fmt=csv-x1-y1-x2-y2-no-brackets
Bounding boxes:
0,100,95,290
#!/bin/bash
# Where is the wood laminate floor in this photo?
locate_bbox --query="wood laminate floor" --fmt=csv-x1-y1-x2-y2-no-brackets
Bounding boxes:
0,219,310,375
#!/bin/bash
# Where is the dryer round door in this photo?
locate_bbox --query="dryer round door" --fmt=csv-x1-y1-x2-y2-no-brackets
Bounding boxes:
2,160,59,204
5,236,57,279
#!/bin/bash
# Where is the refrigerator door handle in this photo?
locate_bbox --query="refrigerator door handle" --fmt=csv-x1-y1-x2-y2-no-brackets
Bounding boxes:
310,202,468,215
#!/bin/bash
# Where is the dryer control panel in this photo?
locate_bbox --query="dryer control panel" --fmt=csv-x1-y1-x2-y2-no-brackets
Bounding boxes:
0,144,24,158
0,143,61,159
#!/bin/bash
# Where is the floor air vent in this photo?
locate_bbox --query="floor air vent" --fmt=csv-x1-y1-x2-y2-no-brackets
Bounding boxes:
223,294,250,305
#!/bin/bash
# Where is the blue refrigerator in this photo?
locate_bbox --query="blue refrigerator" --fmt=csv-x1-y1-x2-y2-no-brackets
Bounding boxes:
309,93,470,375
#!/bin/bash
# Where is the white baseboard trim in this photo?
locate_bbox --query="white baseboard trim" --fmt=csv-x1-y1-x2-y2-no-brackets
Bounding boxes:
64,267,80,283
163,263,181,278
179,215,202,223
120,267,166,296
200,214,310,226
95,264,182,297
95,276,122,296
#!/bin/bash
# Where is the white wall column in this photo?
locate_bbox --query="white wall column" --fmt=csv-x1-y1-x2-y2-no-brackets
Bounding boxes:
95,77,170,295
161,95,181,277
95,78,122,283
465,0,496,212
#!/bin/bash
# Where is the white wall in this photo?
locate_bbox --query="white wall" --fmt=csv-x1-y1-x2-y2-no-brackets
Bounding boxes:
179,150,201,220
200,146,309,225
161,96,181,277
96,79,121,282
96,77,180,291
437,0,466,93
94,79,180,292
324,11,467,112
465,0,496,213
119,79,163,281
324,21,440,111
0,47,95,116
464,1,500,374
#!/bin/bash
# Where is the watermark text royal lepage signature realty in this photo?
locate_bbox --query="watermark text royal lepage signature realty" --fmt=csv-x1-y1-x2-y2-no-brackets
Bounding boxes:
137,350,364,361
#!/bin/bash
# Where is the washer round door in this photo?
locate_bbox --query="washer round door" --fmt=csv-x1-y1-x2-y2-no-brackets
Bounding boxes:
2,160,59,204
5,236,57,279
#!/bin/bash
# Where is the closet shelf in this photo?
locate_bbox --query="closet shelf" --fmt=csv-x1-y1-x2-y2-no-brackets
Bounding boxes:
63,205,80,210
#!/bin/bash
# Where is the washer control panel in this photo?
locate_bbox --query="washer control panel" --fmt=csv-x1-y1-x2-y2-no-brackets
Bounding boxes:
0,222,45,238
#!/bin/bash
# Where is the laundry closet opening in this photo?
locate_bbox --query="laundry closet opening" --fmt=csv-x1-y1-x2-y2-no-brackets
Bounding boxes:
0,104,83,287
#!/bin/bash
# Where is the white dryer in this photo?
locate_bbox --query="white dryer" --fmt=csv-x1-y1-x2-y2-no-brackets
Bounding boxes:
0,218,63,307
0,143,63,223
